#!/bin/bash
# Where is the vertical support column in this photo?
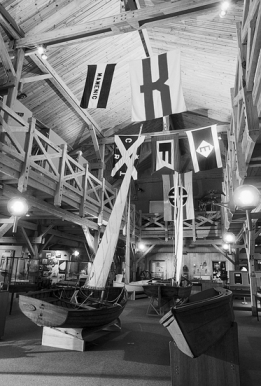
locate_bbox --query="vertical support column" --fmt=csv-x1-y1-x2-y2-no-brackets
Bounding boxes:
5,48,25,115
18,117,35,192
246,210,257,316
125,192,131,284
54,144,67,206
80,163,89,217
97,144,105,224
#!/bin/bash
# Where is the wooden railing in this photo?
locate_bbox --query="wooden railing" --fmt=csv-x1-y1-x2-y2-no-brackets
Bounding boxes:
0,101,116,225
138,211,221,241
0,100,222,242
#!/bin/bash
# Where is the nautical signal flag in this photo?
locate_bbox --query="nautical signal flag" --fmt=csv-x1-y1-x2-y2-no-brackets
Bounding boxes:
111,135,145,180
151,133,180,175
129,50,186,122
162,171,194,221
186,125,222,173
80,63,116,109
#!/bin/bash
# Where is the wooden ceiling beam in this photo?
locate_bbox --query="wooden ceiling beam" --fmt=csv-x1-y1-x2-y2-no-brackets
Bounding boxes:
15,0,221,48
0,4,24,39
28,53,103,139
20,74,53,83
99,124,229,144
0,32,16,79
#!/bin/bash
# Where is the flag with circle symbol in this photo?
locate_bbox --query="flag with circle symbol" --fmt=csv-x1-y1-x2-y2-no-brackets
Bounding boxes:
162,171,194,221
186,125,222,172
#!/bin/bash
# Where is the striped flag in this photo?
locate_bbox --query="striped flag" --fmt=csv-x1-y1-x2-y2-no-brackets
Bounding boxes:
129,50,186,121
80,63,116,109
162,171,194,221
151,133,179,175
186,125,222,172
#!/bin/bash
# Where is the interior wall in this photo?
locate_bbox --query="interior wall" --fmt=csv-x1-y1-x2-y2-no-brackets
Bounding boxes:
143,250,233,281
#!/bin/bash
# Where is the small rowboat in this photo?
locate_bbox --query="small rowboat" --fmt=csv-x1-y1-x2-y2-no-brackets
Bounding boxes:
160,287,234,358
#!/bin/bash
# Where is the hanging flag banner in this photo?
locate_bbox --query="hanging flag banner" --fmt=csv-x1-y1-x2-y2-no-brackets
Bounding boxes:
111,135,145,180
80,63,116,109
129,50,186,122
151,133,179,175
186,125,222,173
162,171,194,221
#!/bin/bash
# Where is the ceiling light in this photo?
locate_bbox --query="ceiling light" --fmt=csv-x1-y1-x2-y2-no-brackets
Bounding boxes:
219,1,230,18
37,45,45,55
221,1,230,11
41,52,48,60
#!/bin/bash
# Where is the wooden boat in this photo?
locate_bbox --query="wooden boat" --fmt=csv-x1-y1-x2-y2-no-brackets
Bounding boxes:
19,286,128,328
160,287,234,358
142,278,192,307
19,136,145,330
113,280,149,293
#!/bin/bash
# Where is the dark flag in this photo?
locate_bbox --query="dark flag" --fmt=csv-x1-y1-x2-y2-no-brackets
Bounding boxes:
151,133,179,175
111,135,145,180
80,63,116,109
186,125,222,172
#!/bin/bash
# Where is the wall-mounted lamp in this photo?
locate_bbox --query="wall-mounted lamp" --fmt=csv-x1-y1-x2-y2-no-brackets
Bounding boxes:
233,184,261,316
223,231,236,244
137,242,146,251
7,196,29,232
233,185,261,211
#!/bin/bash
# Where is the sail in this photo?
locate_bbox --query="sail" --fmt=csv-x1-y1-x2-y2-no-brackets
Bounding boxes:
85,135,145,290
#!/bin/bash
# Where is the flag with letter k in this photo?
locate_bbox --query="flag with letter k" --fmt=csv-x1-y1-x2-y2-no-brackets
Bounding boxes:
111,135,145,180
129,50,186,121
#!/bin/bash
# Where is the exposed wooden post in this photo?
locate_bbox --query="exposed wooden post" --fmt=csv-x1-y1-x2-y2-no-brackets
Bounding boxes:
97,144,105,225
125,192,131,284
5,48,25,114
79,163,89,217
18,117,35,192
54,143,67,206
246,210,257,316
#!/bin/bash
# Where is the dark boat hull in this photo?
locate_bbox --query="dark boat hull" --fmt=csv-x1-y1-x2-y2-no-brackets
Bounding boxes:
160,287,234,358
19,286,128,329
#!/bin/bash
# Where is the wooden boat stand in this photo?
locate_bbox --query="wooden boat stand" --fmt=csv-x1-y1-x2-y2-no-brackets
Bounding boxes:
169,322,240,386
146,285,176,316
146,285,163,316
42,318,121,352
146,296,164,316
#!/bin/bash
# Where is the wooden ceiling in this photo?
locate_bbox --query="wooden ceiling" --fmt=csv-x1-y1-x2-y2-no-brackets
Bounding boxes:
0,0,243,160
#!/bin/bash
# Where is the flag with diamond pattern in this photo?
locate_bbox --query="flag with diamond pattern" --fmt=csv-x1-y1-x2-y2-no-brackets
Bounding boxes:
186,125,222,173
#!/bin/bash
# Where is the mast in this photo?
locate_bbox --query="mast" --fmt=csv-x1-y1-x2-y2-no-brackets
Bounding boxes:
85,136,145,290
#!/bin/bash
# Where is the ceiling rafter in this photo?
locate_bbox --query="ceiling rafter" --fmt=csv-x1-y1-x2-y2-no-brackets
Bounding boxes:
15,0,222,48
28,53,104,138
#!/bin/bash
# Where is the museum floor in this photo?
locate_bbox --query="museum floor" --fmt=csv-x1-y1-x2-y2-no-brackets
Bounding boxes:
1,295,261,386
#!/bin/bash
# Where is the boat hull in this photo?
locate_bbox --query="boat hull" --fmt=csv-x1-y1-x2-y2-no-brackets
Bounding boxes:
142,282,192,306
113,280,148,292
19,286,128,329
160,287,234,358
